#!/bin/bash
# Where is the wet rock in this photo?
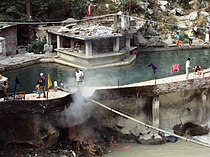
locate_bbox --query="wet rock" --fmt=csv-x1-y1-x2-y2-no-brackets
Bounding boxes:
173,122,209,136
136,132,165,145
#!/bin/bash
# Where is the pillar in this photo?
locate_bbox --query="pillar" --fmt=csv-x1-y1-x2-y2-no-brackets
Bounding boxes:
85,40,92,56
57,35,63,49
126,34,131,50
0,37,6,57
121,14,126,31
70,39,74,50
113,15,119,33
198,90,208,124
47,33,52,45
113,37,119,52
152,97,160,130
126,13,130,30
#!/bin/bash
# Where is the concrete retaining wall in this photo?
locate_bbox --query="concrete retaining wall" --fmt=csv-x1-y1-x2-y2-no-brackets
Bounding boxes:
91,86,210,136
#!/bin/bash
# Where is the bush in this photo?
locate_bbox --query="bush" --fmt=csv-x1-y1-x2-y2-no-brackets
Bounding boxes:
26,40,45,54
165,17,178,31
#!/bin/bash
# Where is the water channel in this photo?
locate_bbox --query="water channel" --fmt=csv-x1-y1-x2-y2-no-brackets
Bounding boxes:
3,49,210,93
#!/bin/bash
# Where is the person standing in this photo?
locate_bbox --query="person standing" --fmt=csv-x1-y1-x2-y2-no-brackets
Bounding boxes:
188,30,193,47
2,80,8,100
75,69,84,88
175,32,181,48
205,25,210,44
53,81,58,91
186,58,191,79
193,23,198,38
38,73,46,98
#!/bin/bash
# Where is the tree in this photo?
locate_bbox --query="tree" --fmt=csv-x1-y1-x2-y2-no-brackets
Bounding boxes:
70,0,87,19
25,0,32,20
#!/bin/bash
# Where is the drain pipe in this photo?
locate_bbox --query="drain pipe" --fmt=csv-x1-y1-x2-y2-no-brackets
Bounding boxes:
89,98,210,148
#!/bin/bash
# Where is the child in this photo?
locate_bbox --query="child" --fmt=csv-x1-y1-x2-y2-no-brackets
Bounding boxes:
175,32,181,48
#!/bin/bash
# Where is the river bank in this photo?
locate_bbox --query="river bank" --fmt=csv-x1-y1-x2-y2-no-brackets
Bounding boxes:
103,139,210,157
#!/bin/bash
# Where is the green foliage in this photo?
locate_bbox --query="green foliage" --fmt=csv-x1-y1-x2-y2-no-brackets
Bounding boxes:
26,40,45,54
0,0,88,21
181,0,190,10
165,17,178,31
70,0,87,19
0,1,27,21
118,0,139,13
180,33,189,44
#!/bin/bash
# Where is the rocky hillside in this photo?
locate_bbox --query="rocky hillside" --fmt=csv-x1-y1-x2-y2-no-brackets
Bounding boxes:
96,0,210,46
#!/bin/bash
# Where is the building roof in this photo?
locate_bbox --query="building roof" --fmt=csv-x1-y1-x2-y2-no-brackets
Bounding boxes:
47,24,123,40
0,24,16,30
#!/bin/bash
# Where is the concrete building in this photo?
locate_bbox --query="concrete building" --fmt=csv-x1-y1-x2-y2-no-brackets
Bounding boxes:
41,13,140,68
0,24,17,56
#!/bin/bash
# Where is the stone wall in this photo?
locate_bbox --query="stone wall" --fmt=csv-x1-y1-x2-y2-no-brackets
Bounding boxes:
90,86,210,136
0,26,17,56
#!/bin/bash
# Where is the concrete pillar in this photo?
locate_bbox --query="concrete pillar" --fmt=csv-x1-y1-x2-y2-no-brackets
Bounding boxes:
0,37,6,57
152,97,160,130
113,15,119,33
70,39,74,50
47,33,52,45
126,34,131,50
85,40,92,56
121,14,126,31
113,37,120,52
126,14,130,30
57,35,63,49
198,90,208,124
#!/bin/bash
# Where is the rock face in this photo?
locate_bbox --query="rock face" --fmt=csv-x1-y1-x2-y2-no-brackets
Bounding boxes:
90,77,210,144
0,93,72,150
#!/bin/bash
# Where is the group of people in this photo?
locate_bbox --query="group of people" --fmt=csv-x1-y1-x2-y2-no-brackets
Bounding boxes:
185,57,210,79
175,30,194,48
36,73,46,98
35,68,84,98
175,22,210,48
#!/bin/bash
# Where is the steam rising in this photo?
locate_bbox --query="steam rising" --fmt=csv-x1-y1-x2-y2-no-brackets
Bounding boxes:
59,90,94,128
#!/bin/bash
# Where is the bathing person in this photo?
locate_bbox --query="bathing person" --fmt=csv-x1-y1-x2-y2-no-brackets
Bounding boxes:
193,65,203,77
196,68,210,78
185,58,191,79
75,69,84,88
37,73,46,98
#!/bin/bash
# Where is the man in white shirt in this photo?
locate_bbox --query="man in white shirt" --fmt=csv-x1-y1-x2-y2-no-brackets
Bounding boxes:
75,69,84,88
186,58,190,79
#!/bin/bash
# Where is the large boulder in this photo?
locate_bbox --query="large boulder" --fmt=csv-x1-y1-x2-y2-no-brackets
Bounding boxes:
136,132,165,145
173,122,209,136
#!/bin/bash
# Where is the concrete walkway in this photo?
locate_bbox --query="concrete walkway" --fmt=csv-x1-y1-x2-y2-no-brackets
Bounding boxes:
0,53,44,72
